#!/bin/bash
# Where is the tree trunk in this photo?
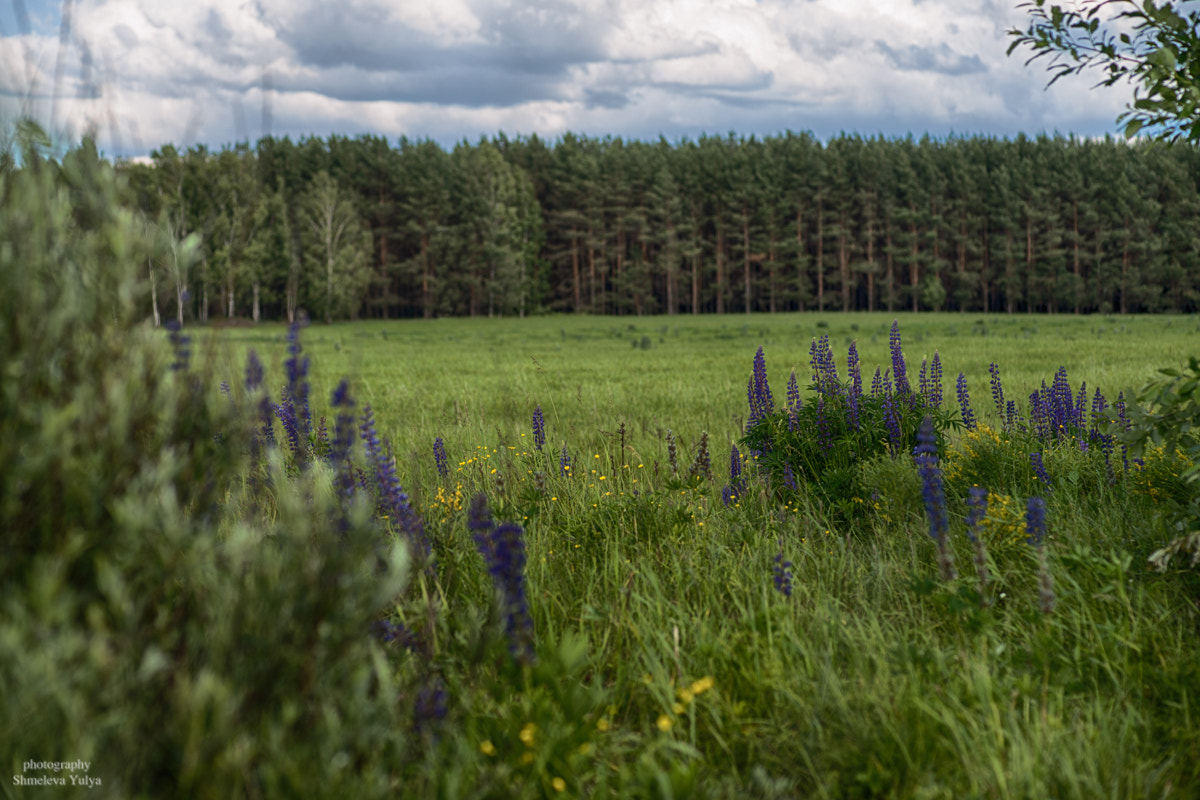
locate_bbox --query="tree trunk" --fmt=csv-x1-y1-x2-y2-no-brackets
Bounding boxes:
692,249,700,314
866,220,875,312
769,238,777,314
1073,202,1082,314
886,225,894,313
149,260,161,327
838,215,849,312
909,217,918,313
715,225,725,315
816,204,825,312
743,201,751,314
571,231,581,312
1026,217,1035,314
795,207,804,312
252,280,260,323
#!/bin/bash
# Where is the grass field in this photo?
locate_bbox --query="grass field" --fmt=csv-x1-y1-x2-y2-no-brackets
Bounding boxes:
193,312,1200,798
206,311,1200,485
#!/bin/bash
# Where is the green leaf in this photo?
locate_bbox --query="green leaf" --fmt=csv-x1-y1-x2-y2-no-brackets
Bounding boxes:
1124,118,1146,138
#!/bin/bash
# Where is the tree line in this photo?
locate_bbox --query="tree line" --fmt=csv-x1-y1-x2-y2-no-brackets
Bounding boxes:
117,130,1200,323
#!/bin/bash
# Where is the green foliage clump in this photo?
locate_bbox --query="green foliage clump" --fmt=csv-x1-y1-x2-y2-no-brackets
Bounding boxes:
0,127,412,798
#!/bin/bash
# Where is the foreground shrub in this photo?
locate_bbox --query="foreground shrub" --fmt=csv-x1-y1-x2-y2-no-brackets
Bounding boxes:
0,128,412,798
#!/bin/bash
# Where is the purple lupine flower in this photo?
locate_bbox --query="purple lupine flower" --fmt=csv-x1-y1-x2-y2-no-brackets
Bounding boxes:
1005,400,1019,431
881,370,901,457
809,335,839,396
434,436,449,478
1090,388,1108,434
243,350,274,451
275,397,303,459
1025,496,1047,547
1115,392,1130,473
469,494,536,664
722,445,744,507
914,417,947,542
914,415,955,580
330,379,357,501
786,370,801,432
361,404,429,556
957,373,977,430
219,381,231,396
1075,381,1089,432
244,348,265,392
890,320,909,396
165,319,191,373
847,340,862,429
773,539,793,598
965,486,988,545
1049,367,1074,438
783,462,798,492
815,396,833,454
1029,388,1049,441
559,443,573,477
532,405,546,451
750,345,774,421
1030,451,1052,493
871,367,882,399
966,486,990,604
929,352,943,409
989,362,1005,420
919,358,929,400
413,676,448,735
285,319,312,438
371,619,419,652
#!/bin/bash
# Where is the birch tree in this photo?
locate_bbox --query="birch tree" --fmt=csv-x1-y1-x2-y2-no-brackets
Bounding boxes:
299,171,370,323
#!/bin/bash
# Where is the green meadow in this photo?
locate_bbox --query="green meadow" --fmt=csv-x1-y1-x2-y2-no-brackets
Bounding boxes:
190,312,1200,798
208,311,1200,480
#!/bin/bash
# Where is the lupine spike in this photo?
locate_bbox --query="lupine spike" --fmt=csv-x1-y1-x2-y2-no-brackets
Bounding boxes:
362,404,429,557
284,319,312,438
786,370,800,432
930,351,943,408
1030,451,1052,492
434,436,449,478
989,362,1005,420
957,373,977,430
751,345,774,420
966,487,990,605
470,493,536,664
532,405,546,451
890,320,909,396
560,443,573,477
1025,496,1047,547
882,370,901,457
914,415,955,581
847,340,862,429
165,319,191,373
773,537,793,598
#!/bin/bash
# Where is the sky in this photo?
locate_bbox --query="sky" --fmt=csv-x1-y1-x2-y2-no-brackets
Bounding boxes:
0,0,1136,158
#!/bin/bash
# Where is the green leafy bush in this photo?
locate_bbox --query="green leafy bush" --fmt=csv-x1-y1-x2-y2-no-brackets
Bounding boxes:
0,126,412,798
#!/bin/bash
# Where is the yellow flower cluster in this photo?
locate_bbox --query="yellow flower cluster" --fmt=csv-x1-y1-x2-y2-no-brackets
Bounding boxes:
977,492,1027,548
1129,445,1194,504
430,482,464,520
944,425,1006,483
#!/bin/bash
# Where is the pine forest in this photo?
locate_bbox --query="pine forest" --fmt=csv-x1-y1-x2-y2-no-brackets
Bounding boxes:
121,131,1200,322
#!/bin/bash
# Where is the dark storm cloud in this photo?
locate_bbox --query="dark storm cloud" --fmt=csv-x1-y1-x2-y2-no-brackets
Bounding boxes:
875,41,987,76
265,0,617,106
273,64,568,107
584,88,629,109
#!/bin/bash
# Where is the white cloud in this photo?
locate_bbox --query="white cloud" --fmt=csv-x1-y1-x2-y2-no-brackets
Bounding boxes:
0,0,1136,156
